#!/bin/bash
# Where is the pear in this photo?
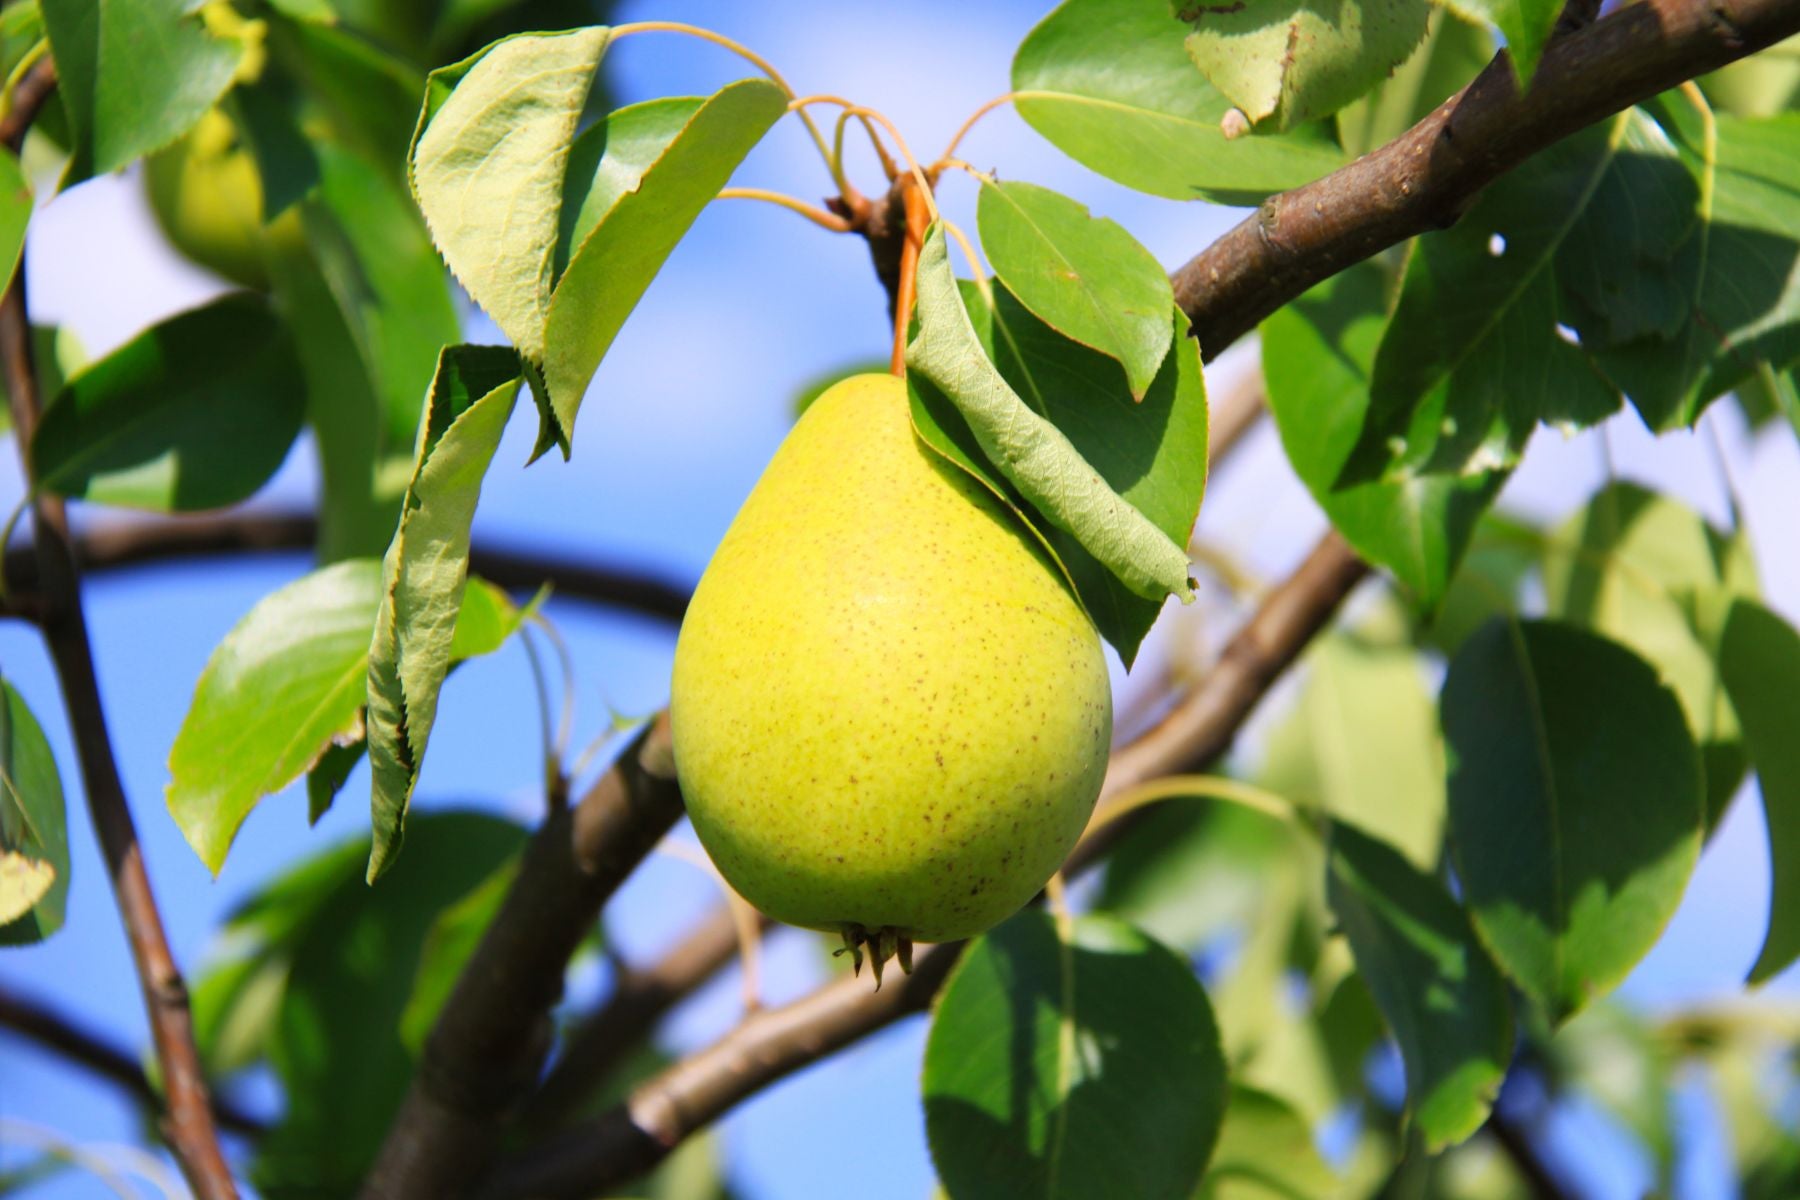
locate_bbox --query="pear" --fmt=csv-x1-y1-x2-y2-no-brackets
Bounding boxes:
145,109,278,291
670,373,1112,976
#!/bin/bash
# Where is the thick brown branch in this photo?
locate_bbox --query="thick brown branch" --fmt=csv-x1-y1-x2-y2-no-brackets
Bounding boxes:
480,533,1368,1199
3,511,691,624
1175,0,1800,360
358,715,685,1200
0,61,239,1200
0,984,266,1137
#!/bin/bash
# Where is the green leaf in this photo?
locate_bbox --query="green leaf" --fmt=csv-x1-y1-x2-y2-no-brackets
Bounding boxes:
1541,482,1755,827
553,95,704,278
1261,261,1506,608
1715,599,1800,983
914,276,1208,664
540,79,786,456
266,13,425,188
1011,0,1343,203
32,294,306,511
923,909,1226,1200
167,561,525,874
975,180,1173,399
1346,118,1624,485
410,27,613,363
1195,1085,1342,1200
1326,820,1512,1149
1265,621,1446,868
1336,8,1493,159
0,326,84,440
0,146,28,298
1098,801,1296,951
906,225,1194,609
1180,0,1432,130
1418,513,1539,656
398,853,518,1054
43,0,245,183
1545,1004,1677,1171
367,345,523,881
209,814,526,1195
1576,112,1800,429
1700,33,1800,118
1434,0,1561,83
0,678,67,945
1441,619,1704,1024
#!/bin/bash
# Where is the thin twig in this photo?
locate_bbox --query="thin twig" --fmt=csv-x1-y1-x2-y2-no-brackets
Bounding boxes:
0,984,266,1138
0,58,239,1200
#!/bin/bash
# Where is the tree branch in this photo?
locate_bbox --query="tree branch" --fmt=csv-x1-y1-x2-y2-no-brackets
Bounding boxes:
358,715,685,1200
1175,0,1800,360
0,60,239,1200
479,533,1368,1199
3,510,691,625
0,984,266,1138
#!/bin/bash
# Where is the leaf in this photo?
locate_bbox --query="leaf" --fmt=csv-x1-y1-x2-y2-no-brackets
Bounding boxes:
0,326,84,441
1345,118,1625,485
914,277,1208,664
32,294,306,512
1261,261,1506,608
266,13,426,188
167,562,525,874
1700,32,1800,118
1265,621,1446,868
923,909,1226,1200
1326,820,1512,1149
1540,482,1755,826
0,146,28,297
194,814,526,1195
540,79,786,456
1434,0,1562,84
975,180,1173,399
906,225,1193,608
1441,619,1704,1025
1336,8,1493,159
399,854,518,1054
1195,1085,1342,1200
0,678,66,945
1576,112,1800,429
1545,1005,1677,1171
1418,513,1539,656
1098,801,1296,951
1715,599,1800,983
42,0,245,183
1179,0,1433,130
410,27,612,363
1011,0,1343,203
367,345,523,881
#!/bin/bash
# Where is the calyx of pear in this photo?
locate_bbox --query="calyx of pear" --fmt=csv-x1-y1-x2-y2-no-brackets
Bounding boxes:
670,373,1112,983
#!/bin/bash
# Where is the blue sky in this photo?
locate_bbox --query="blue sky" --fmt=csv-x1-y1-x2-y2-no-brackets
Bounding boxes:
3,2,1799,1197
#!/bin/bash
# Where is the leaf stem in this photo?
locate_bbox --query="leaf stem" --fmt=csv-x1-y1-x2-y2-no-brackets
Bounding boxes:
715,187,853,232
889,179,932,376
1081,773,1305,842
937,91,1018,166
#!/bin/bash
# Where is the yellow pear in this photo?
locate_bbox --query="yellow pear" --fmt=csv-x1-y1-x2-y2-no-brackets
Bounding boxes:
144,109,274,291
670,373,1112,974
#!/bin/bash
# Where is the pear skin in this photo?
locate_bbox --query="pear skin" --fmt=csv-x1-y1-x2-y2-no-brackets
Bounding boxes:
670,373,1112,957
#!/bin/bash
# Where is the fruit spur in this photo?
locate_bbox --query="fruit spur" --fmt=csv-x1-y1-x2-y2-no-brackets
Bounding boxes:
670,373,1112,983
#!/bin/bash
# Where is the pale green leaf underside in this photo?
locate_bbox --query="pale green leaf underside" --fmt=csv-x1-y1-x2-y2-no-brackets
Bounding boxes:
906,225,1191,603
367,345,523,881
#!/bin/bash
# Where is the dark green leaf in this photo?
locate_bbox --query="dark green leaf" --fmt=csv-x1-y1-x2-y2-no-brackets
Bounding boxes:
1327,820,1512,1149
1180,0,1432,130
1436,0,1561,83
1261,261,1505,608
0,677,67,945
1011,0,1342,203
1541,482,1756,827
1442,619,1704,1024
367,345,523,881
1716,598,1800,983
33,294,306,511
924,909,1226,1200
0,325,85,440
1098,801,1296,951
167,561,525,874
265,14,425,187
399,854,518,1053
43,0,245,183
1417,513,1539,656
1195,1085,1342,1199
228,814,526,1195
1346,119,1624,484
906,226,1194,611
541,79,786,456
975,180,1173,399
1336,9,1493,159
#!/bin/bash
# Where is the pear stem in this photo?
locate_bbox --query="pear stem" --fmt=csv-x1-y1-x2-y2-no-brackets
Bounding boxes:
888,178,931,376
